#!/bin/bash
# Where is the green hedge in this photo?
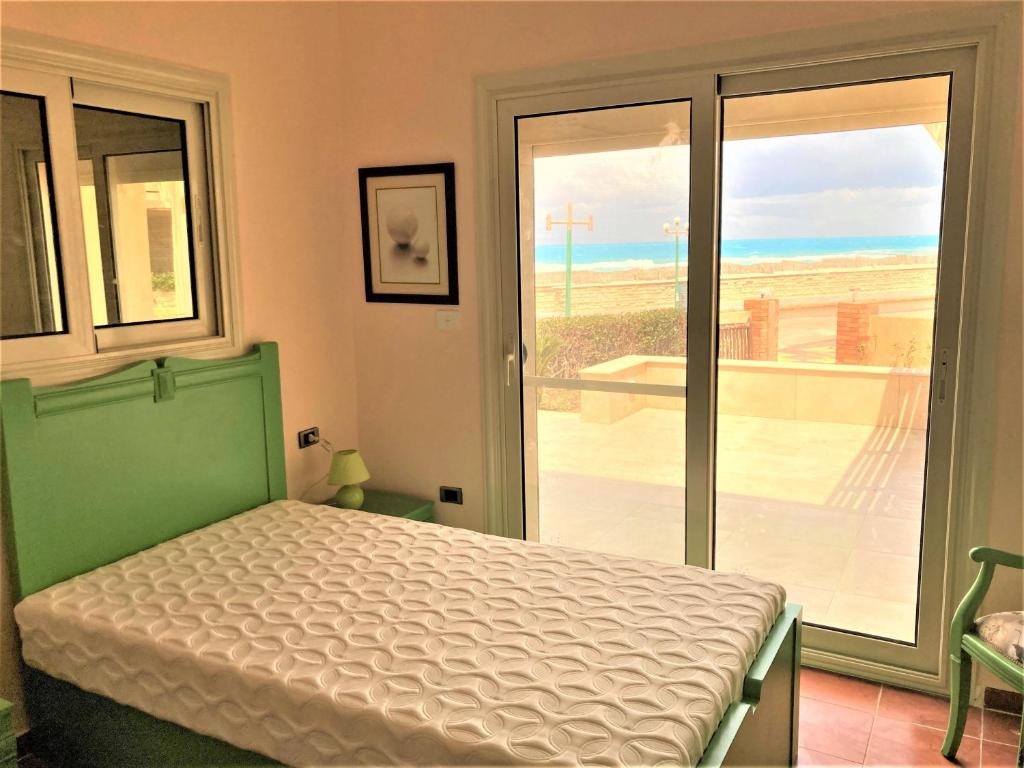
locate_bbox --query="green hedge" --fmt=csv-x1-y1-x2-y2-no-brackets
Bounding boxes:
535,309,686,411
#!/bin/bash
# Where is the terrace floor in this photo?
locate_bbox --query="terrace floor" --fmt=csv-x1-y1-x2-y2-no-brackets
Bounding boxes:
535,407,926,641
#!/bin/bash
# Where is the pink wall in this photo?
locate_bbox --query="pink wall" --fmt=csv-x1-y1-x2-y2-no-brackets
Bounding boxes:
337,2,1022,698
1,2,356,498
6,0,1012,553
335,1,1015,528
0,2,353,726
982,102,1023,666
1,0,1020,717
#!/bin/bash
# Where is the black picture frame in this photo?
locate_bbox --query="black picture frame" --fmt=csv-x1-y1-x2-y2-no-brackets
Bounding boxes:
358,162,459,305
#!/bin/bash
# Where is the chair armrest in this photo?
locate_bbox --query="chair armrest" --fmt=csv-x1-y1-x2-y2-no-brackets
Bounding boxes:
970,546,1024,569
949,559,997,652
950,547,1023,659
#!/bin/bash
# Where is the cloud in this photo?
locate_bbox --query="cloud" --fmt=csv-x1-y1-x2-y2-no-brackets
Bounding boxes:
534,145,689,245
721,186,944,239
722,126,945,198
531,125,945,244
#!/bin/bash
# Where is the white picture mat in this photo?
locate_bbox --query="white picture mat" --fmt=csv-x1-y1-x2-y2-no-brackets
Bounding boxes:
366,172,449,295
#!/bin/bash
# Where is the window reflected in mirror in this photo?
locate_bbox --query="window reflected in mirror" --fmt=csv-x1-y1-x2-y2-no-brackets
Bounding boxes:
1,91,66,339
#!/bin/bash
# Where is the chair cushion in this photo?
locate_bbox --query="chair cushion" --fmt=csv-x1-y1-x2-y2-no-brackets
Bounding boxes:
974,611,1024,665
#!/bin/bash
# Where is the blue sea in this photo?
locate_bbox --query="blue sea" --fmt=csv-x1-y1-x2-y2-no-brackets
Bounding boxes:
533,234,939,272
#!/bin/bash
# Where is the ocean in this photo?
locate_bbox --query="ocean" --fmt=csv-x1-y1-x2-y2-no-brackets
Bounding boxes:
533,234,939,272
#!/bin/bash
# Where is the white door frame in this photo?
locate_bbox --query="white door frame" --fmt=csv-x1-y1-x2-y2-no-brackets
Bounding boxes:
474,6,1019,694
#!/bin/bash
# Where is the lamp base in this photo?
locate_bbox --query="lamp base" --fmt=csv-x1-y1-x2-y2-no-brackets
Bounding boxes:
334,484,365,509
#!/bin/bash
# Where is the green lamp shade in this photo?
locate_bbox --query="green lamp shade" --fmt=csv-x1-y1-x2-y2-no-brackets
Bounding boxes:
329,449,370,509
328,449,370,486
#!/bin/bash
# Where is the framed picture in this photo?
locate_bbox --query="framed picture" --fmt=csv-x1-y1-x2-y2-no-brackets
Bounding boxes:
359,163,458,304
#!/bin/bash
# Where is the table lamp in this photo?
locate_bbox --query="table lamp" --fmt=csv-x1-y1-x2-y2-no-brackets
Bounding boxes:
329,449,370,509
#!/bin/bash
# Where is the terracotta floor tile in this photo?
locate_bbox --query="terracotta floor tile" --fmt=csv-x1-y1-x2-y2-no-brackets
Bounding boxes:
983,709,1022,747
865,717,981,767
981,740,1022,767
877,685,982,737
799,746,862,766
800,697,875,763
801,668,881,713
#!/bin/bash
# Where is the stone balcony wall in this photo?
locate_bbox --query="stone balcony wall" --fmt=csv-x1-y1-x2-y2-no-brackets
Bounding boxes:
576,355,930,429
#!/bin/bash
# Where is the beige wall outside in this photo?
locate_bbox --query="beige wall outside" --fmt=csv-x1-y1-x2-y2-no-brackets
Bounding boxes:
579,356,931,430
1,0,1020,723
866,312,934,368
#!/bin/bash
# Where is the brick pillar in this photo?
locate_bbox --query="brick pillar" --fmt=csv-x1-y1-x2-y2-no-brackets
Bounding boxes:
836,301,879,364
744,298,779,361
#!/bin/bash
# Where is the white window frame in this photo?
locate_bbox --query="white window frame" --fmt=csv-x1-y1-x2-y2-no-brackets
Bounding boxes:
1,29,243,384
73,81,218,350
1,66,95,365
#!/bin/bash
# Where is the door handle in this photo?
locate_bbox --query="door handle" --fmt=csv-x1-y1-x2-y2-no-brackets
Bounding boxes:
506,351,516,386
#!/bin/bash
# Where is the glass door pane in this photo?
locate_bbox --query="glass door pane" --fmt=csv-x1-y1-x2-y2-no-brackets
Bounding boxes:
517,100,691,562
713,76,951,642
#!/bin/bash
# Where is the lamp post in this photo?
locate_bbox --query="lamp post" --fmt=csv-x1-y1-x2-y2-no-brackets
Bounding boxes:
663,216,688,310
546,202,593,318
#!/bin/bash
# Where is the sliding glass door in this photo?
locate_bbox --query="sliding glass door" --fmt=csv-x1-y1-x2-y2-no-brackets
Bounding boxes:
496,46,977,675
714,74,952,645
711,50,975,672
517,100,692,560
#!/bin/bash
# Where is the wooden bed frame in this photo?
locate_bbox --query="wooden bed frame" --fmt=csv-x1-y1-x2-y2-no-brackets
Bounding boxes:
1,343,801,767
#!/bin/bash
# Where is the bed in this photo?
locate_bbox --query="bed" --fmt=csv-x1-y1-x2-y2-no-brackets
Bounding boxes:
1,343,801,767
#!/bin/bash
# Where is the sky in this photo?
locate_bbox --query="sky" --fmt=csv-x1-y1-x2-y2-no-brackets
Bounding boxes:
533,125,946,245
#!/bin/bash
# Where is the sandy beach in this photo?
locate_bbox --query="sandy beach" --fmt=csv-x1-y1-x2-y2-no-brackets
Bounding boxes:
532,253,939,318
534,251,937,285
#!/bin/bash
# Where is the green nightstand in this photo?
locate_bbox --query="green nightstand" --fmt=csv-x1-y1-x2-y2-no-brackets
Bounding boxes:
329,489,434,523
0,698,16,768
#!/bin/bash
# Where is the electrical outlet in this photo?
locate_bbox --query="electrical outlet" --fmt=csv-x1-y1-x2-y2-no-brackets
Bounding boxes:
439,486,463,504
298,427,320,449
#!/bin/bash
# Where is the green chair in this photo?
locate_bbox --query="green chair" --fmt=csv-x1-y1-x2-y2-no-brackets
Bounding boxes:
941,546,1023,760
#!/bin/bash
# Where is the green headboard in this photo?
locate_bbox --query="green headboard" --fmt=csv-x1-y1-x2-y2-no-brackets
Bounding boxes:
1,342,287,600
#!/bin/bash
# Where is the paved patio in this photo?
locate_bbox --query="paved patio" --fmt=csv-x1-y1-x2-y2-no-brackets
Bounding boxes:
535,408,926,642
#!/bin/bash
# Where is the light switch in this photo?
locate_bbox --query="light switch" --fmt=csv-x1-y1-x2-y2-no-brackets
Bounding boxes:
436,310,461,331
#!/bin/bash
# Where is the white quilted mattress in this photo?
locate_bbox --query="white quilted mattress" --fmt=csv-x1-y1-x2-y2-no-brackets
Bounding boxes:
16,500,785,767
